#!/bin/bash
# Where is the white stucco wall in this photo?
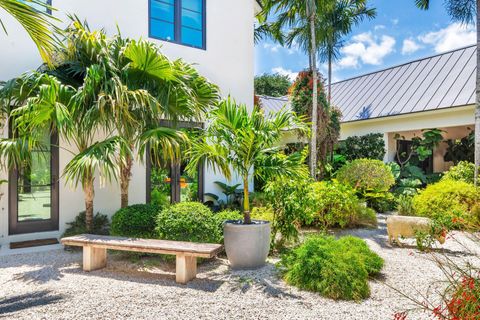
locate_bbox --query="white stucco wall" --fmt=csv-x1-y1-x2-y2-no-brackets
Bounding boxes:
0,0,256,248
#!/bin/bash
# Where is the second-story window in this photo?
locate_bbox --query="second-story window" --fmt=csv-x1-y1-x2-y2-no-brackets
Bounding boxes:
20,0,51,13
149,0,206,50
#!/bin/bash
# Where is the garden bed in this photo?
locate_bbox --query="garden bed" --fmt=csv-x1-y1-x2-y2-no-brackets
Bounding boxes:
1,213,478,320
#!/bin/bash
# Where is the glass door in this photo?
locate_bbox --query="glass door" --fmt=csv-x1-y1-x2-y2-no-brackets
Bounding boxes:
9,133,59,235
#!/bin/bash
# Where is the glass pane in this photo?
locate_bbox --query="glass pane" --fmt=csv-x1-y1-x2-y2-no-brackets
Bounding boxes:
182,0,202,12
19,0,49,12
150,166,171,206
181,9,202,30
181,27,203,48
17,149,52,222
150,0,174,22
150,20,175,41
180,160,198,202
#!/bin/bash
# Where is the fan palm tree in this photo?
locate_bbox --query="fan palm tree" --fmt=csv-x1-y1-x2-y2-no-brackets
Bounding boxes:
415,0,479,186
186,98,309,224
0,0,59,65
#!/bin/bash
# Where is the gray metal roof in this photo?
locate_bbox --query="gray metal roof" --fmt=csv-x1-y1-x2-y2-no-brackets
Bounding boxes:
258,95,290,114
331,45,476,122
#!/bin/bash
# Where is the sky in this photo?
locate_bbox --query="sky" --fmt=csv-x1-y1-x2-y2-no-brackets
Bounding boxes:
254,0,477,83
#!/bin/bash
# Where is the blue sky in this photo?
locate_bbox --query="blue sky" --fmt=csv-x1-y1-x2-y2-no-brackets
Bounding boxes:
255,0,476,83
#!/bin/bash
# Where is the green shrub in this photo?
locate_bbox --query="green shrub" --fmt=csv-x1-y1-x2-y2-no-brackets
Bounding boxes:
62,211,109,238
213,209,242,241
368,192,397,213
442,161,475,184
336,159,395,197
336,133,386,161
279,235,383,301
264,178,312,245
397,195,415,216
351,204,378,227
111,204,160,238
308,181,359,229
251,206,274,222
156,202,222,243
413,180,480,227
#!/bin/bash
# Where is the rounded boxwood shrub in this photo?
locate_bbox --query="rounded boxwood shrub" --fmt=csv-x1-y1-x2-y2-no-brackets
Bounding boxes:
336,159,395,195
156,202,222,243
442,161,475,184
111,204,160,238
413,180,480,227
279,235,383,301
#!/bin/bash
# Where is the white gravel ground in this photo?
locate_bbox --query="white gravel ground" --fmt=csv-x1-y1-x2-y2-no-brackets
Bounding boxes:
1,213,479,320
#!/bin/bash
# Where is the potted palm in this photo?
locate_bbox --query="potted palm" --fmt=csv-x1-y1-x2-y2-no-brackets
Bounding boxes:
187,98,308,269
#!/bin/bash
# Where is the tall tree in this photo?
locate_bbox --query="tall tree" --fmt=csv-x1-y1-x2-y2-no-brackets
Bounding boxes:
254,73,292,97
415,0,480,186
0,0,59,64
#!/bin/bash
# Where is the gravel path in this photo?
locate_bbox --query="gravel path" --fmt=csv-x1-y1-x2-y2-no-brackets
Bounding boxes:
1,213,479,320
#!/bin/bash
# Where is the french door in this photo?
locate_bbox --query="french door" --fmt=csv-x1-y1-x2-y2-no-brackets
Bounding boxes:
9,133,59,235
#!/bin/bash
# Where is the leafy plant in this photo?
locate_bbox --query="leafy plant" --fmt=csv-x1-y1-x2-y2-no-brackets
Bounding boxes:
111,204,160,238
213,209,243,242
251,206,274,222
397,195,415,216
336,133,386,161
308,181,360,229
204,181,242,209
336,159,395,201
186,98,308,224
156,202,222,244
442,161,475,184
254,73,291,97
62,211,109,238
444,131,474,164
413,180,480,228
278,235,383,301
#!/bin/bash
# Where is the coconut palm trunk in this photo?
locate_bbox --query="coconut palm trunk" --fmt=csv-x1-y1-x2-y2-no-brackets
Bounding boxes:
475,0,480,186
328,51,333,105
83,173,95,231
120,153,133,208
243,175,251,224
308,0,318,179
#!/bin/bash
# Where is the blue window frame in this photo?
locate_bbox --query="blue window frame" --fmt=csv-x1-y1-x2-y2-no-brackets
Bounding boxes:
149,0,206,50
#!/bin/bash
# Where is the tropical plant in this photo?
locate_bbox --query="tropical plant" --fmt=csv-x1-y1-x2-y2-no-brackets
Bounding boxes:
444,130,475,164
0,0,59,64
62,211,110,238
278,235,383,301
204,181,242,209
415,0,479,186
442,161,476,184
254,73,292,97
186,97,309,224
336,133,385,161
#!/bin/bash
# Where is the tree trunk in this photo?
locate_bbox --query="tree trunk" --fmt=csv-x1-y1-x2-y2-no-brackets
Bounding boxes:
243,175,251,224
328,52,332,105
83,173,95,231
308,3,318,180
475,1,480,187
120,153,133,208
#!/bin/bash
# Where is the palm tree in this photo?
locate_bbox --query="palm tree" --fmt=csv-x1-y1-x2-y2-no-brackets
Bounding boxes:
415,0,479,186
319,0,376,104
0,0,59,64
186,98,309,224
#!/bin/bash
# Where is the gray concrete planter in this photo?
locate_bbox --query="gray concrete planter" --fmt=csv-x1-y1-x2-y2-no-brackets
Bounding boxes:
223,220,271,269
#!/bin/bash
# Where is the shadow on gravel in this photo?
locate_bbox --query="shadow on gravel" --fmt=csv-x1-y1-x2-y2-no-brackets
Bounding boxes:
13,265,64,284
0,290,64,316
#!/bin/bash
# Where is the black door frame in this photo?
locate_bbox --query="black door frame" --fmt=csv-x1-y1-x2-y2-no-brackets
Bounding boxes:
146,120,205,204
8,133,59,235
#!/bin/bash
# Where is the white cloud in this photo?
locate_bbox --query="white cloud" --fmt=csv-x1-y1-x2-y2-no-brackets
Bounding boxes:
337,32,396,69
392,18,399,25
271,67,298,81
419,23,475,53
374,25,386,31
263,43,282,53
402,38,422,55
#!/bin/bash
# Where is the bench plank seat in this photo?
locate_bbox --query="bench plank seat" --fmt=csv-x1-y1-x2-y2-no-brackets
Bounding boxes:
61,234,223,284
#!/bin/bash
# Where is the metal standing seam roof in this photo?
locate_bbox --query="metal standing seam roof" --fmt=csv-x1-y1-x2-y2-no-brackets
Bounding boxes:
331,44,476,122
259,45,476,123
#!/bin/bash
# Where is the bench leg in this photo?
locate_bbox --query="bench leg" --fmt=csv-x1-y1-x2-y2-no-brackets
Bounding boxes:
176,255,197,284
83,246,107,272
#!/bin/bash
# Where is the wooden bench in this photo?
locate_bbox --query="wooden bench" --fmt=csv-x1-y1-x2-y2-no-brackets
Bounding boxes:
61,234,223,284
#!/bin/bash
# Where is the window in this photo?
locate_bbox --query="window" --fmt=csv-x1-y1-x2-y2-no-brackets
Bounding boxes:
149,0,206,49
9,131,59,235
19,0,51,13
